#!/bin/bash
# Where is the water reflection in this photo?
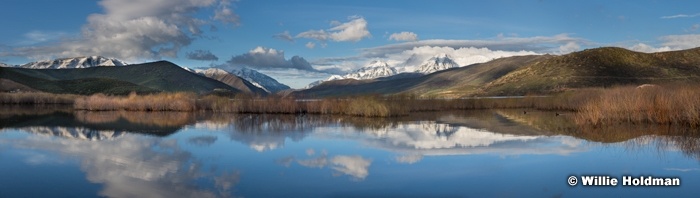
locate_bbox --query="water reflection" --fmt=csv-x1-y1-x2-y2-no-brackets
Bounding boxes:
292,151,373,180
2,107,699,158
0,134,238,197
1,105,700,197
493,109,700,160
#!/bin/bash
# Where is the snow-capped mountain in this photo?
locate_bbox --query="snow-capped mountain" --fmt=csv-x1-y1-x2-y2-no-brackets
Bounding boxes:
344,60,398,80
415,54,459,74
183,67,267,94
19,56,128,69
229,67,290,93
194,68,229,76
305,60,398,89
183,66,290,93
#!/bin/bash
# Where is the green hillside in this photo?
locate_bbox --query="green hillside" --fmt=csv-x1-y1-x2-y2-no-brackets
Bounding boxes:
481,47,700,95
0,61,241,95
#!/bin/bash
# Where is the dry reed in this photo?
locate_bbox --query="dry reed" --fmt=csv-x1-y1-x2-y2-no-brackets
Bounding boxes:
74,92,196,111
0,92,78,104
575,85,700,126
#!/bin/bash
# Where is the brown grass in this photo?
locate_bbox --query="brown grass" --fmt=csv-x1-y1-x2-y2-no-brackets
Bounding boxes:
74,92,196,111
8,84,700,122
575,85,700,126
2,90,591,117
0,92,78,104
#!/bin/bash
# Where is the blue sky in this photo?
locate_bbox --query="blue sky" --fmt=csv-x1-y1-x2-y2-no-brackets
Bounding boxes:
1,0,699,88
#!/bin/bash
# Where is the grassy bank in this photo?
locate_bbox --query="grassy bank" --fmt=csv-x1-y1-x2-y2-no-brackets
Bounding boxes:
575,85,700,126
198,95,408,117
74,92,196,111
0,92,78,104
0,90,637,118
4,84,700,122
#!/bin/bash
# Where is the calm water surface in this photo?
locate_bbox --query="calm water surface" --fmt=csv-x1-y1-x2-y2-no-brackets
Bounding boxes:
0,106,698,197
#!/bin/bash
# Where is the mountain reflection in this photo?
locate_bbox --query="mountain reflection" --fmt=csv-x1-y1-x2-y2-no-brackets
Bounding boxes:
0,106,197,138
2,106,699,160
2,107,700,197
24,126,125,141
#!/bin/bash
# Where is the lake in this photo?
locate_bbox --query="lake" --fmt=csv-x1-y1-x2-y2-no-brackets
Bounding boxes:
1,106,698,197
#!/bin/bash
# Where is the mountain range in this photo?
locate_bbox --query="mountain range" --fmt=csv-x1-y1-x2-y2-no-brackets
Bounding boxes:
1,56,290,95
295,47,700,98
0,61,241,95
306,54,460,89
19,56,128,69
306,60,401,88
4,47,700,98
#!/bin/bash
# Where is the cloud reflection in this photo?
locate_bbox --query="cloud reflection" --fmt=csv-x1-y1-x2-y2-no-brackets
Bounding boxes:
395,155,423,164
291,152,373,180
330,155,372,180
0,134,238,198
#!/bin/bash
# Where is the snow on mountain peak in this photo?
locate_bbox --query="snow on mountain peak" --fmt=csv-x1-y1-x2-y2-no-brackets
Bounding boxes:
366,60,390,68
19,56,128,69
416,54,459,74
229,67,290,93
195,68,229,76
305,60,398,88
343,60,397,80
183,66,290,93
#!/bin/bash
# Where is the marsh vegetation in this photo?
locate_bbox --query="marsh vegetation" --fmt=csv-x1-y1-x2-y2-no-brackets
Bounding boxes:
2,84,700,125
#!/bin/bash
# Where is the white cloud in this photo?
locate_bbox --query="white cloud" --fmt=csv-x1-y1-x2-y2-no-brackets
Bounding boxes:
362,34,583,57
308,34,581,73
626,34,700,53
627,43,672,53
389,31,419,42
559,41,580,54
659,34,700,50
305,42,316,49
296,16,371,43
661,13,700,19
6,0,238,61
273,31,294,42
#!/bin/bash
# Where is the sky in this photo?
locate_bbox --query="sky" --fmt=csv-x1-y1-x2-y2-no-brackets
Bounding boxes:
1,0,700,88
